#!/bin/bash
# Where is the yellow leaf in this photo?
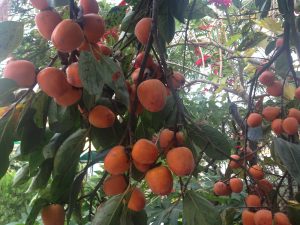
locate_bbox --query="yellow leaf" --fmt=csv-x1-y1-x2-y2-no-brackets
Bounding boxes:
215,84,226,94
243,48,256,58
284,83,296,100
255,18,282,34
244,64,256,76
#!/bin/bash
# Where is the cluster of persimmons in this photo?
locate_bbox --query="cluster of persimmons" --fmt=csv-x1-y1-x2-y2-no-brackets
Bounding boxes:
1,0,191,224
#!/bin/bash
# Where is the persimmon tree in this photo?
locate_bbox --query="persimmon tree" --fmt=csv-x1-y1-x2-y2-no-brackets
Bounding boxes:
1,0,300,225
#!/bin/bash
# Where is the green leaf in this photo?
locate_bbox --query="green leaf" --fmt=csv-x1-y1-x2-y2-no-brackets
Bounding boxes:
51,129,87,202
158,11,175,44
265,40,276,55
260,0,271,18
27,159,53,192
169,0,188,23
91,126,120,150
237,32,267,51
31,92,50,129
12,163,30,186
132,210,147,225
47,0,69,7
48,100,80,133
287,201,300,225
0,21,24,62
105,6,127,29
0,110,17,179
92,195,124,225
275,53,289,79
79,52,129,107
220,208,237,225
121,11,136,32
232,0,242,8
25,198,48,225
187,123,232,160
184,0,216,20
0,78,18,107
273,138,300,185
43,132,72,159
183,190,221,225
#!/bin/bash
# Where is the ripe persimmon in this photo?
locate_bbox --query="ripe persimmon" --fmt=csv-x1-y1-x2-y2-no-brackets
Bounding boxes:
134,18,152,45
287,108,300,123
79,0,99,14
229,178,243,193
104,145,130,175
132,139,159,164
274,212,291,225
103,174,128,196
271,119,283,135
41,204,65,225
159,128,174,150
248,165,264,180
51,19,84,53
257,179,273,194
35,10,62,40
247,113,262,127
245,194,261,207
88,105,115,128
242,210,255,225
30,0,49,10
3,60,36,88
137,79,167,112
282,117,298,135
213,181,229,196
83,14,105,43
258,71,275,86
134,52,154,69
54,88,82,107
175,131,184,145
254,209,272,225
262,106,280,122
37,67,71,98
145,166,173,195
229,154,241,169
133,160,151,173
266,81,283,97
127,188,146,212
131,68,146,84
66,62,82,88
78,40,101,60
171,71,185,89
240,147,254,161
166,147,195,176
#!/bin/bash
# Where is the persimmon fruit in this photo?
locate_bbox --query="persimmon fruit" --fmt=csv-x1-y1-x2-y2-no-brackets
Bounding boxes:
274,212,291,225
3,60,36,88
245,194,261,207
266,81,283,97
83,14,105,43
137,79,167,112
262,106,280,122
104,145,130,175
271,119,283,135
133,160,151,173
287,108,300,123
247,113,262,127
37,67,71,98
128,188,146,212
145,166,173,195
66,62,82,88
134,52,154,69
282,117,298,135
79,0,99,14
97,43,112,56
51,19,84,53
35,10,62,40
41,204,65,225
229,178,243,193
276,38,284,48
254,209,272,225
213,181,230,196
132,139,159,164
166,147,195,176
171,71,185,89
242,210,255,225
159,128,174,149
88,105,115,128
257,179,273,194
134,18,152,45
229,154,241,169
258,71,275,86
54,88,82,107
103,175,128,196
248,165,264,180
